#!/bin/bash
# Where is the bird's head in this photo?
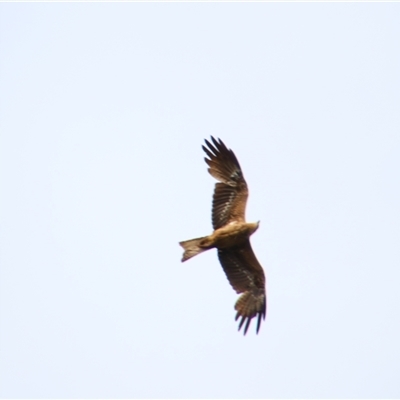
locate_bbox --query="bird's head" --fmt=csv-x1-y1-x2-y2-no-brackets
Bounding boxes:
249,221,260,235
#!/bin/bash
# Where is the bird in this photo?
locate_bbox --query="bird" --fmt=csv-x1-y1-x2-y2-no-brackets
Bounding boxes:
179,137,266,335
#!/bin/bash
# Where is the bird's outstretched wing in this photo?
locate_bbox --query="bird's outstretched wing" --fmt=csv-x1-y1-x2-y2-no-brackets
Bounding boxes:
202,137,249,230
217,240,266,335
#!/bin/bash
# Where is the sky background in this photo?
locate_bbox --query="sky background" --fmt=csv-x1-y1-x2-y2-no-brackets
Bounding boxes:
1,3,400,398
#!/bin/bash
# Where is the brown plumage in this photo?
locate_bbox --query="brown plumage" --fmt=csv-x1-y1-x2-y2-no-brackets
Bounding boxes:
179,137,266,335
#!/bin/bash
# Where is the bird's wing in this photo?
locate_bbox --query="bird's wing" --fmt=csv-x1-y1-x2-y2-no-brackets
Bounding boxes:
202,137,249,230
217,240,266,335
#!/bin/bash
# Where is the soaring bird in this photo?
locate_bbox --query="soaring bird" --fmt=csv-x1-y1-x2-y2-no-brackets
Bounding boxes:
179,137,266,335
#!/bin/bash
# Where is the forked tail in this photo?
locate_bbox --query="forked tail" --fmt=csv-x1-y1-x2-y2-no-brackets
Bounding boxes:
179,236,209,262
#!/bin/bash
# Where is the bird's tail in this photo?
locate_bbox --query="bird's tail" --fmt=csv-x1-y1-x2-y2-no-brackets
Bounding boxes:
179,236,209,262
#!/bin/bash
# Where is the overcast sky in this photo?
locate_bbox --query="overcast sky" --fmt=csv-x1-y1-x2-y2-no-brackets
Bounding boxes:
1,3,400,398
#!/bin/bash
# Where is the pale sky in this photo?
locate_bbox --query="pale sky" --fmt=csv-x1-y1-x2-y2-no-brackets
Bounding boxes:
1,3,400,398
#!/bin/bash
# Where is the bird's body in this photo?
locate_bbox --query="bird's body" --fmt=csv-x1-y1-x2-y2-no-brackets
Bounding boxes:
210,220,260,248
179,137,266,335
181,221,259,259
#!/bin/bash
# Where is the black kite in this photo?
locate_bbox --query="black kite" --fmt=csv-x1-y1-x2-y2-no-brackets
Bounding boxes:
179,137,266,335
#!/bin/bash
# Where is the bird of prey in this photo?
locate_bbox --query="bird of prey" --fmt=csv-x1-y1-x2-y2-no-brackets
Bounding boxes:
179,137,266,335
